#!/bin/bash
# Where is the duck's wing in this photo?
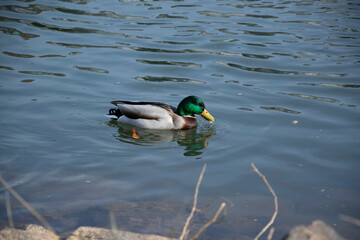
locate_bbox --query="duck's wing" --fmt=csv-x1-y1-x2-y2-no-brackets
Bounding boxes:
111,101,177,120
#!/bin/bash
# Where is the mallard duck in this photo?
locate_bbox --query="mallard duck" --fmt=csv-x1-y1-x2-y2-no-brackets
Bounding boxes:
106,96,214,130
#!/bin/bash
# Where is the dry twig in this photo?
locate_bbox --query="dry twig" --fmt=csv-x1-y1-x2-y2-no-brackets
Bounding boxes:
194,197,218,216
179,164,226,240
0,175,55,233
190,202,226,240
5,190,14,228
251,163,278,240
267,227,275,240
339,214,360,227
109,211,119,240
179,164,207,240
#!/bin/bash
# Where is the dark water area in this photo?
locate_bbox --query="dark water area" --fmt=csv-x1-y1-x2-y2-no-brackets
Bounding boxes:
0,0,359,239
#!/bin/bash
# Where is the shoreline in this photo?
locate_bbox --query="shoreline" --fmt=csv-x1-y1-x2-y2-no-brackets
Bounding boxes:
0,220,345,240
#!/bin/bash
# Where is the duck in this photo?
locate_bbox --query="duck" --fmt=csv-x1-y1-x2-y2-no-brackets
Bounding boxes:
106,96,215,130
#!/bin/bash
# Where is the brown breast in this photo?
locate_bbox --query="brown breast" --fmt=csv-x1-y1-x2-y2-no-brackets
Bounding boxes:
181,116,197,130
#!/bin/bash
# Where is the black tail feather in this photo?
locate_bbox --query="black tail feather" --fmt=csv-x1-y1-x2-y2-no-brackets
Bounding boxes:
108,108,122,118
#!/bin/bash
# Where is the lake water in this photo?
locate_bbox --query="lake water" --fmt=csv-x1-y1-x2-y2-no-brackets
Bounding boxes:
0,0,359,239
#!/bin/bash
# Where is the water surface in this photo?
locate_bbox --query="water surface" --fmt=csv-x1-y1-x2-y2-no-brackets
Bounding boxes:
0,0,359,239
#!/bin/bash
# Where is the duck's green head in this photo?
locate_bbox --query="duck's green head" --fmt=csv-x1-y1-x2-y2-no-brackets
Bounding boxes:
177,96,215,123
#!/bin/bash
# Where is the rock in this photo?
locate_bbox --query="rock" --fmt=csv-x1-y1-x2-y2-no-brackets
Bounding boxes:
0,224,175,240
0,224,58,240
67,226,175,240
285,220,345,240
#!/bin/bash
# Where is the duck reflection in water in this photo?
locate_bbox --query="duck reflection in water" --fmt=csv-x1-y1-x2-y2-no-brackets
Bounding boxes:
107,121,216,156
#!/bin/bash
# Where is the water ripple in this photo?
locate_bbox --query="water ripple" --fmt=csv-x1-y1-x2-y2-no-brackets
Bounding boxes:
46,41,120,49
136,59,201,68
314,42,360,48
275,20,337,28
0,16,150,39
154,41,195,45
243,30,294,37
210,38,239,42
46,41,255,57
3,51,35,58
198,10,277,19
21,79,35,83
52,17,98,24
74,65,109,74
134,76,206,84
272,52,315,61
18,70,65,77
39,54,66,58
0,66,15,71
0,26,39,40
297,83,360,88
171,5,202,8
278,92,340,103
2,51,66,58
0,4,145,20
217,28,238,35
224,3,286,10
126,22,170,26
215,61,348,77
156,14,187,19
0,4,42,15
260,106,301,114
176,29,215,36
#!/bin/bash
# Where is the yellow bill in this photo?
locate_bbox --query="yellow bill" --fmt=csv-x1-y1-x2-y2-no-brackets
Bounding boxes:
201,108,215,123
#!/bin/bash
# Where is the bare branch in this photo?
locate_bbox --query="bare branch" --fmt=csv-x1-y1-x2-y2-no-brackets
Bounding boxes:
267,227,275,240
339,214,360,227
5,190,14,228
0,175,55,233
190,202,226,240
251,163,278,240
179,164,207,240
109,211,118,240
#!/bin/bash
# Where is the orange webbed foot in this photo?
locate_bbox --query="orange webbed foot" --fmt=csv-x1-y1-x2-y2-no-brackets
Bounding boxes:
132,128,140,139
